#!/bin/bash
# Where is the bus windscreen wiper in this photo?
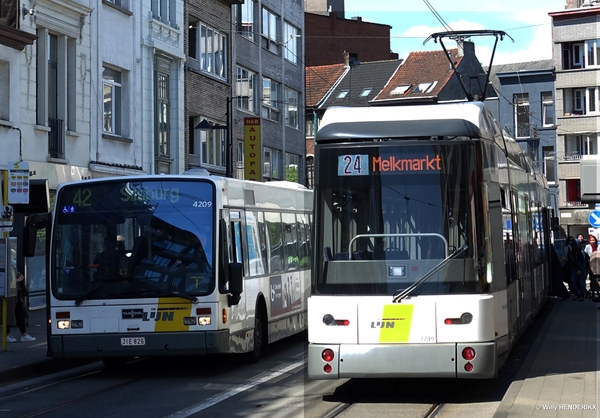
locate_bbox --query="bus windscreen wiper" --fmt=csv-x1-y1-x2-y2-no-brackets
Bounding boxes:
74,279,121,306
124,287,199,303
392,244,468,303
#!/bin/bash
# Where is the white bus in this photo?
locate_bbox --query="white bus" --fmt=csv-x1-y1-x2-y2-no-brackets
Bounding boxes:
23,173,313,367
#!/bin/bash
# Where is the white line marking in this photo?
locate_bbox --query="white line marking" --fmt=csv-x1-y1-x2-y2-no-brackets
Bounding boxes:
164,359,306,418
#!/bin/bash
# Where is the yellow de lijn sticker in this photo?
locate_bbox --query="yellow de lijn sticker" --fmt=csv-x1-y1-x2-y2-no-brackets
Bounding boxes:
378,304,414,343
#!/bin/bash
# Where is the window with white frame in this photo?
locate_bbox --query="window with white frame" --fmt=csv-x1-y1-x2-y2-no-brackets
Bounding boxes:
200,121,225,169
261,7,280,54
514,93,530,138
565,134,598,158
156,72,169,157
37,29,70,159
188,22,227,79
103,66,122,135
235,0,255,41
151,0,177,27
285,87,298,129
542,146,556,183
283,22,299,64
541,91,554,127
586,39,600,67
572,87,599,115
105,0,129,8
262,77,280,122
236,66,255,112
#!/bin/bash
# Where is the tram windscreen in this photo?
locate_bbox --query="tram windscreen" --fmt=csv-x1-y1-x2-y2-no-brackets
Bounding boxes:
52,180,215,301
315,142,480,296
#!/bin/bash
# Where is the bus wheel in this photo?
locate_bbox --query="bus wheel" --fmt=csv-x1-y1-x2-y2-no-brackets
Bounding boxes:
101,357,130,369
245,305,267,364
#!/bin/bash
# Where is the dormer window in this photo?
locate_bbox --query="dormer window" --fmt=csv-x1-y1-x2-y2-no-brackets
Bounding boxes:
390,84,411,96
413,82,436,94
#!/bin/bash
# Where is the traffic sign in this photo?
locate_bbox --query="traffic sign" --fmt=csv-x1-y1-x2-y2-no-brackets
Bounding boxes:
589,210,600,227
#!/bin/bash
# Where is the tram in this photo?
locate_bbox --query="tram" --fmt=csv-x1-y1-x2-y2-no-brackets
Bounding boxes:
308,101,552,379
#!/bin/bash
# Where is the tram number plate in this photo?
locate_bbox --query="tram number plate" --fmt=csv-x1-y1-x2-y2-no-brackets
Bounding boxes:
121,337,145,346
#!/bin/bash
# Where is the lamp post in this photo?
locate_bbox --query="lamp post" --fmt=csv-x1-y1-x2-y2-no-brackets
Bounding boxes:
194,97,232,178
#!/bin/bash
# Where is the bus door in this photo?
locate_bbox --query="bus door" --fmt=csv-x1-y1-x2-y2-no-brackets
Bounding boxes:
225,210,247,323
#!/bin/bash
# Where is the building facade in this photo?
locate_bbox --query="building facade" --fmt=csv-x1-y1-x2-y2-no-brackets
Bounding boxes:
487,61,559,221
550,2,600,237
184,0,306,184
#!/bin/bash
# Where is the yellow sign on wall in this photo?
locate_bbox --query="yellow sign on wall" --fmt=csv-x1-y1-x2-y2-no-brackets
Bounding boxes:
244,118,261,181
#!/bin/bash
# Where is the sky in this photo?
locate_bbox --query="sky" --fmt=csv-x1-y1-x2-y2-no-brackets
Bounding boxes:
342,0,568,66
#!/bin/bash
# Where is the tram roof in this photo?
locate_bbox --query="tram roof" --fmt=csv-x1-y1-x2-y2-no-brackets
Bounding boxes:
316,101,498,143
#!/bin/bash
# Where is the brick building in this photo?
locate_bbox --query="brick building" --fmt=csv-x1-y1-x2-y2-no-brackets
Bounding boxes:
305,13,398,67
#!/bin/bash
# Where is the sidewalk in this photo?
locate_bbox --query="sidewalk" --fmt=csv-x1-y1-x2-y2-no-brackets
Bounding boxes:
0,307,52,381
494,297,600,417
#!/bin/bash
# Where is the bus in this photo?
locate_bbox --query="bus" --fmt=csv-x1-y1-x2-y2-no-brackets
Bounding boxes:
23,173,313,367
308,101,552,379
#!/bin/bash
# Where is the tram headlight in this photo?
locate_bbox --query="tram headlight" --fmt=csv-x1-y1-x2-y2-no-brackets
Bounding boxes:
322,314,335,326
71,320,84,329
460,313,473,324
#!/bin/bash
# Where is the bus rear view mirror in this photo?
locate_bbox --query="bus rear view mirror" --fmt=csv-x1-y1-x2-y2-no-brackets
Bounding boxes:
228,262,243,306
22,226,38,257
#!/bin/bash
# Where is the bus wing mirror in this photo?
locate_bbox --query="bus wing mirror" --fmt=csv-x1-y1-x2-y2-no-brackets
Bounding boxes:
228,262,243,306
22,226,38,257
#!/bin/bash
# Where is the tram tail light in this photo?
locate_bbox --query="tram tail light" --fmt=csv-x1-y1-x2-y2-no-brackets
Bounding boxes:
462,347,476,361
444,312,473,325
322,349,335,362
464,363,474,372
322,314,350,326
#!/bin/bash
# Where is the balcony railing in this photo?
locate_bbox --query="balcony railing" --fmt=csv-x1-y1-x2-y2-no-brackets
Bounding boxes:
48,118,64,159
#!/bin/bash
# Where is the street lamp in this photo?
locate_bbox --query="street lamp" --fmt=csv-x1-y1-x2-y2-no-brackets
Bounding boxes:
194,97,232,178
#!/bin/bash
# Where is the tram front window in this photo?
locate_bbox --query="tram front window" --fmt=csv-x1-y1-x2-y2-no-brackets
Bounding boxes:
53,180,215,301
315,142,479,296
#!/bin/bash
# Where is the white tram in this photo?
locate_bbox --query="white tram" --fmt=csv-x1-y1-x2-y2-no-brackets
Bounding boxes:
308,102,551,379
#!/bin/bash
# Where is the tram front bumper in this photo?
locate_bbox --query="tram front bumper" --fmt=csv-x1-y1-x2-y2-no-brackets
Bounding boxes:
308,342,497,379
49,330,230,358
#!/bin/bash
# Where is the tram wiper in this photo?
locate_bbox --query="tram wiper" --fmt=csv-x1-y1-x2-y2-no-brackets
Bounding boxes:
392,244,468,303
74,279,121,306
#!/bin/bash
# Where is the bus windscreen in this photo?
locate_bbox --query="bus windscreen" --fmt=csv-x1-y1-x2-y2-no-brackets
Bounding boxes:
53,180,215,301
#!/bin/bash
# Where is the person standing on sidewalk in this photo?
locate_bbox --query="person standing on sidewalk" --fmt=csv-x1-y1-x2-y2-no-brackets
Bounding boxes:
566,236,586,301
6,272,36,343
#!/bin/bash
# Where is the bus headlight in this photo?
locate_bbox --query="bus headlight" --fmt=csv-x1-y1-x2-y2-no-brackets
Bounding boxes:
198,316,211,326
183,317,196,326
57,320,70,329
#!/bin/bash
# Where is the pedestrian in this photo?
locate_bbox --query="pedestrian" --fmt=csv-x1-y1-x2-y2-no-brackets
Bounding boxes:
565,236,586,301
6,271,36,342
550,243,570,300
584,235,598,257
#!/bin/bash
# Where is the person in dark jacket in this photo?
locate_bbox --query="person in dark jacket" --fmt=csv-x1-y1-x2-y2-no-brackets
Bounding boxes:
566,236,586,301
5,272,36,342
550,243,570,299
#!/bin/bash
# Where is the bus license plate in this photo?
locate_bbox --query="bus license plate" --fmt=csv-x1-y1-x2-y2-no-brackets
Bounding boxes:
121,337,145,346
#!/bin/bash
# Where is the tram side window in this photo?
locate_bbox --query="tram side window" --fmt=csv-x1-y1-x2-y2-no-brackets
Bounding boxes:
265,212,284,273
246,211,266,276
282,213,298,271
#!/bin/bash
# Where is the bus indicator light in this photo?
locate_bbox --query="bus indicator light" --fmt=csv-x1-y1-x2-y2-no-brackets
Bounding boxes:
222,309,228,324
324,364,332,373
464,363,474,372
